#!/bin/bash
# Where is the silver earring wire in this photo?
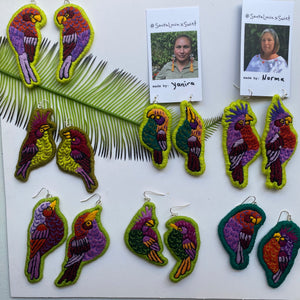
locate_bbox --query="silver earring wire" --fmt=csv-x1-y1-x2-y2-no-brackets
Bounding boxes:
277,210,292,223
143,191,165,202
80,193,102,206
32,187,51,199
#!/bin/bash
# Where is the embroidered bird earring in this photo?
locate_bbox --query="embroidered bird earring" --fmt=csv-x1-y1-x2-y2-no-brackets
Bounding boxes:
172,100,205,176
124,191,168,266
15,102,56,182
164,204,200,282
56,121,98,193
55,194,110,287
25,188,68,283
222,99,260,189
54,1,94,83
261,95,297,190
139,101,172,169
258,210,300,288
7,1,46,88
218,196,266,270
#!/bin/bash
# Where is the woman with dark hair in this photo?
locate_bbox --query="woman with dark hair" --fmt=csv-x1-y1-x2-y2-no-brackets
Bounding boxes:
246,28,287,73
155,34,198,80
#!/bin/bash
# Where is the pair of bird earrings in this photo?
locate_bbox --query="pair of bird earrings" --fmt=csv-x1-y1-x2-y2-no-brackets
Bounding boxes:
15,105,98,193
7,1,93,88
218,196,300,288
139,100,206,176
222,94,297,190
124,192,200,283
25,190,109,287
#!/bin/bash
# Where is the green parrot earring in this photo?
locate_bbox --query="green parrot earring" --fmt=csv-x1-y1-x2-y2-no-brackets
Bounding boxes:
25,188,68,283
139,100,172,169
15,101,57,182
124,191,168,266
56,121,98,193
164,204,201,282
218,196,266,270
172,100,205,176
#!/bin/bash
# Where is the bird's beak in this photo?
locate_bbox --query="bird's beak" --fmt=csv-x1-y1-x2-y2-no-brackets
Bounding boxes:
50,200,57,209
251,217,262,224
170,223,180,231
186,107,196,123
245,114,253,125
147,110,154,119
273,232,281,242
63,131,71,139
57,15,67,24
145,219,154,227
85,210,99,222
40,124,50,131
34,14,42,23
285,116,292,125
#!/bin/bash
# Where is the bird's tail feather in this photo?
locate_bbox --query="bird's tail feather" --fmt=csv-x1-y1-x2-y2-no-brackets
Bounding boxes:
231,163,244,184
174,257,191,279
236,241,244,265
153,150,163,165
273,270,282,283
270,159,282,186
77,168,95,190
148,250,164,264
57,261,81,285
188,152,200,172
27,252,41,280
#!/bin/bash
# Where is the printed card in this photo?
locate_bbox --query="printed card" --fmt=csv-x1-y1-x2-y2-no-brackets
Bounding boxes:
146,7,202,103
240,0,294,97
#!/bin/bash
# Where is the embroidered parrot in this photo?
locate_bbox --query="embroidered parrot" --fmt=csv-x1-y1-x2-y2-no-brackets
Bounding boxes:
139,104,172,169
173,101,205,176
56,206,109,287
258,221,300,288
218,205,265,270
56,127,98,193
7,5,46,87
165,217,200,282
25,197,67,282
222,100,260,188
15,108,56,182
262,96,297,189
124,202,167,265
55,4,94,82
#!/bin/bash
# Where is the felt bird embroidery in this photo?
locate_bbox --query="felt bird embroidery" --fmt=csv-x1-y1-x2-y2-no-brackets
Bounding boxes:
173,101,205,176
55,206,109,287
56,127,98,193
15,108,56,181
164,217,200,282
55,4,94,82
124,202,167,265
7,5,46,87
262,95,297,189
139,104,172,169
222,100,260,188
25,197,67,283
258,221,300,288
218,204,265,270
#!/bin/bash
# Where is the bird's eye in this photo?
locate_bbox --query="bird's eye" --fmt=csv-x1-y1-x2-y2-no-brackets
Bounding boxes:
40,129,44,133
83,220,93,230
72,138,76,141
280,119,284,124
238,120,244,125
156,116,160,119
150,115,155,119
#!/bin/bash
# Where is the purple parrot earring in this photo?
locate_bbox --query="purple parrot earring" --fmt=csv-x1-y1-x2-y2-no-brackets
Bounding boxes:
172,100,205,176
55,194,110,287
15,102,56,182
124,191,168,266
258,210,300,288
7,2,47,88
54,1,94,83
56,121,98,193
25,188,68,283
164,204,200,282
218,196,266,270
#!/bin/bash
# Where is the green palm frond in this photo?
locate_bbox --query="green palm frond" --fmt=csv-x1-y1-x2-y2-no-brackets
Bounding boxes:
0,36,221,160
204,114,222,140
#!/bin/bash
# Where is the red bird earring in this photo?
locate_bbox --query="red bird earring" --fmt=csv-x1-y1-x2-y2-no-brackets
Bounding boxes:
7,2,47,88
54,1,94,83
56,121,98,193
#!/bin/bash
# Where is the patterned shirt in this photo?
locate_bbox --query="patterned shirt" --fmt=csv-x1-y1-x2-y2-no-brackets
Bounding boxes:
245,55,287,73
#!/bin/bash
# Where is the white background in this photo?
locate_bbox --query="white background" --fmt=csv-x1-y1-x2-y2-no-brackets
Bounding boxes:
0,0,300,299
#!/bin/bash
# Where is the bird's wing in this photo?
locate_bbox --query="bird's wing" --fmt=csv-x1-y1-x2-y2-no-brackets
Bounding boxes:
23,29,38,63
278,250,289,273
265,133,283,168
20,143,38,163
239,228,253,250
229,138,247,170
187,136,201,157
70,149,91,173
183,238,196,260
62,27,77,61
143,235,160,252
30,224,49,258
157,129,167,151
65,236,90,267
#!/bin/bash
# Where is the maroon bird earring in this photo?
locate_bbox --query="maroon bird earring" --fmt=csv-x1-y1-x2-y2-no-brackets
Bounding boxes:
56,121,98,193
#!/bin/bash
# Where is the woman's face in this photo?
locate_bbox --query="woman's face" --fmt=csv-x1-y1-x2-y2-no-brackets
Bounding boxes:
261,32,275,56
174,37,192,64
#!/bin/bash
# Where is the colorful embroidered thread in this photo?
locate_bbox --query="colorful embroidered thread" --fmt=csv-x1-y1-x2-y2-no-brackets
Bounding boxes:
222,100,260,188
15,108,56,182
57,126,98,193
7,4,46,88
54,4,94,83
55,205,109,287
173,100,205,176
261,95,297,189
139,103,172,169
124,202,168,266
25,197,67,283
258,220,300,288
218,203,266,270
164,216,200,282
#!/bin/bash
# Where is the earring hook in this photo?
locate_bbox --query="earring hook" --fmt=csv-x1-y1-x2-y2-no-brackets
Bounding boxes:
143,191,165,202
170,203,191,216
33,187,51,199
153,96,159,104
241,195,256,205
37,99,49,109
64,118,73,128
277,210,292,223
80,193,102,206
